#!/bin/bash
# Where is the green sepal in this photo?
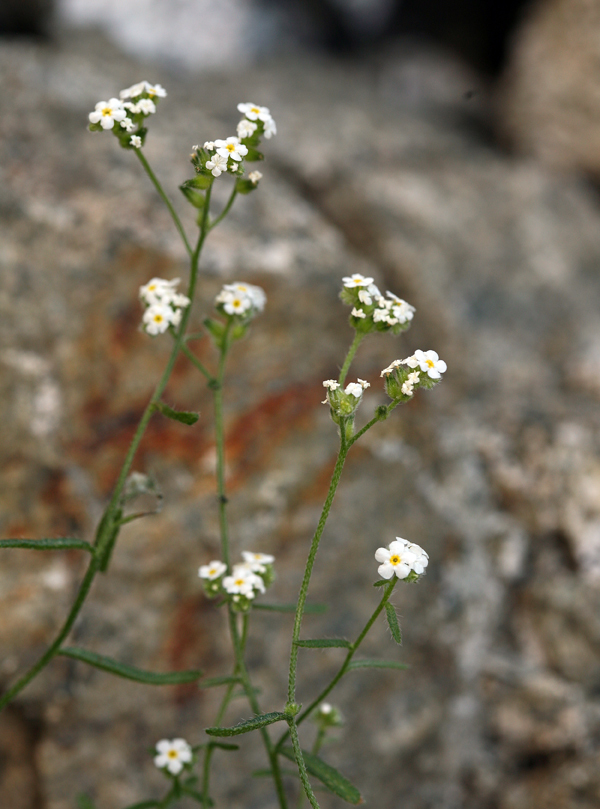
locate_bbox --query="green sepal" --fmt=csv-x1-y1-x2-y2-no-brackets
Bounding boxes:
280,747,363,805
185,173,213,189
204,317,226,348
179,184,205,209
347,659,409,671
235,179,257,195
205,711,287,737
244,147,264,162
0,538,94,552
293,638,351,649
199,675,241,688
385,602,402,644
59,646,203,685
253,603,327,614
154,401,199,426
231,322,249,341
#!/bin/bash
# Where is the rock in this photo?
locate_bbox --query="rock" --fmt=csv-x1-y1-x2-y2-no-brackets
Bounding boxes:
1,29,600,809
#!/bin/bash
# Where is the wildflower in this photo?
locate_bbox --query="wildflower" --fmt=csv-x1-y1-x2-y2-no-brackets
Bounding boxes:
375,539,416,580
142,304,175,335
146,82,167,98
319,703,332,715
214,137,248,162
342,273,374,288
351,307,366,318
407,542,429,575
120,117,135,132
88,98,126,130
203,140,215,150
139,277,180,306
120,82,146,99
154,738,192,776
130,135,142,148
345,379,369,397
219,291,252,316
216,282,266,317
408,350,447,379
199,560,227,580
323,380,340,391
401,371,420,396
223,565,265,598
315,702,343,727
263,117,277,139
380,360,402,377
137,98,156,115
237,119,258,139
206,153,228,177
242,551,275,566
237,102,272,122
358,289,372,306
248,170,263,184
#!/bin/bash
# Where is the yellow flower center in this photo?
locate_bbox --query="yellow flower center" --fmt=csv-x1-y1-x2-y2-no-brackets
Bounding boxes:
251,107,260,114
426,359,435,368
234,578,245,586
153,314,164,323
232,298,242,308
167,750,178,759
226,143,236,153
209,568,217,576
102,107,112,116
390,555,400,565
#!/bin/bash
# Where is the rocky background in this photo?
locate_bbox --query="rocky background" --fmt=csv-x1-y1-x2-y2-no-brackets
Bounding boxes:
2,2,600,808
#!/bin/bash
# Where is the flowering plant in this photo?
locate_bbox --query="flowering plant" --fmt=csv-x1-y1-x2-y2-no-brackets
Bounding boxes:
0,84,446,808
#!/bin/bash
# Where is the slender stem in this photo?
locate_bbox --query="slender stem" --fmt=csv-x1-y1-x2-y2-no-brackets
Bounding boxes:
338,332,365,387
0,557,98,710
287,719,320,809
349,399,401,448
296,728,326,809
213,320,233,569
209,186,238,231
180,343,215,383
276,579,396,753
135,149,193,256
287,442,348,706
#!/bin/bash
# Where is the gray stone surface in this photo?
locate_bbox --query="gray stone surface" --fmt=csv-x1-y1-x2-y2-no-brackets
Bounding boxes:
1,30,600,809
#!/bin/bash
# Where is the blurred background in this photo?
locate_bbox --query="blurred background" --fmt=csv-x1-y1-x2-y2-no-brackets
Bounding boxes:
2,1,600,807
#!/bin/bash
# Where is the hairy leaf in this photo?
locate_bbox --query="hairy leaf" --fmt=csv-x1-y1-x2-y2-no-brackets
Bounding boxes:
293,639,351,649
199,675,241,688
59,647,202,685
347,659,409,671
0,538,93,552
205,711,287,737
385,602,402,644
254,603,327,614
155,401,199,425
280,747,362,804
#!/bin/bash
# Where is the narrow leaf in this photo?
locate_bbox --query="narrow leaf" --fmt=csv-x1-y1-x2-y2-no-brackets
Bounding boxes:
347,659,409,671
205,711,287,737
244,147,264,162
59,647,202,685
254,603,327,614
385,602,402,644
294,639,351,649
179,184,205,209
280,747,362,805
185,173,213,190
0,538,93,552
155,401,199,426
235,179,257,195
199,675,241,689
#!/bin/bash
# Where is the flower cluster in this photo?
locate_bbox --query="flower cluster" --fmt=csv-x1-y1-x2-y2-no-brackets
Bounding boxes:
199,551,275,612
375,537,429,582
88,80,166,149
322,378,370,418
340,274,415,335
215,282,266,319
154,738,193,776
381,350,447,400
139,277,191,336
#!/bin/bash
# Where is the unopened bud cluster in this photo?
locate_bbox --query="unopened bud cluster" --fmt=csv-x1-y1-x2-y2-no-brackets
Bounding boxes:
88,80,167,149
199,552,275,612
341,274,415,335
375,537,429,582
138,277,191,336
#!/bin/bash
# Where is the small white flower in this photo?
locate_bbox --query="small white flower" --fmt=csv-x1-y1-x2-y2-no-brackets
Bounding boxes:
120,117,135,132
322,379,340,404
319,703,332,715
351,307,366,318
373,307,390,323
146,82,167,98
137,98,156,115
344,382,364,398
412,349,447,379
237,118,258,139
400,354,420,369
130,135,142,148
203,140,215,150
357,378,370,390
143,304,175,335
380,360,402,377
222,282,266,311
172,293,191,308
154,738,192,776
217,290,252,316
358,289,372,306
237,102,272,122
263,117,277,139
248,170,263,184
206,153,228,177
367,283,381,298
139,277,179,306
407,371,420,385
407,542,429,575
342,273,374,288
401,381,414,396
120,81,147,99
242,551,275,565
88,98,126,130
199,560,227,580
223,566,264,597
215,137,248,162
385,293,415,323
122,101,140,114
375,539,416,580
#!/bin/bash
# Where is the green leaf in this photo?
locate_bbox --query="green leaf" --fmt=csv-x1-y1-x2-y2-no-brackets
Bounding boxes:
254,603,327,614
180,184,205,209
59,647,202,685
373,580,388,587
235,179,257,195
0,538,93,552
280,747,362,805
77,796,97,809
185,173,213,189
204,317,226,347
347,659,409,672
155,401,199,426
293,639,351,649
244,147,264,162
205,711,287,737
385,602,402,644
199,675,241,688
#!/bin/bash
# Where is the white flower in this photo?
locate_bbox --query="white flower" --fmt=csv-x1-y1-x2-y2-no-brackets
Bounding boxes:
380,360,402,377
120,117,135,132
216,289,252,316
237,102,272,122
223,566,264,597
400,354,419,369
357,378,370,390
323,380,340,390
142,304,175,335
358,289,372,306
319,703,332,715
123,101,140,114
88,98,126,130
391,303,414,323
154,738,192,775
215,137,248,162
146,83,167,98
407,542,429,575
373,307,390,323
222,282,266,311
206,153,228,177
242,551,275,565
130,135,142,148
199,560,227,580
120,81,147,99
351,307,366,318
139,277,180,306
375,539,416,580
412,349,447,379
367,283,381,298
237,118,258,139
137,98,156,115
203,140,215,150
172,293,191,308
248,170,263,184
263,117,277,139
345,382,364,398
401,381,414,396
342,273,374,288
407,371,420,385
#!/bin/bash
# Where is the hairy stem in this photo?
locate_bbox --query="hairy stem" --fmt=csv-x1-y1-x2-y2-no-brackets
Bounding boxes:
338,332,364,387
287,719,320,809
210,186,238,231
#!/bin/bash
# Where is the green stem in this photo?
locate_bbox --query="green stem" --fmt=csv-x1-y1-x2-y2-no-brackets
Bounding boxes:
213,320,233,569
287,719,320,809
0,557,98,711
348,400,400,448
136,149,193,256
338,332,365,387
296,728,326,809
209,186,238,231
180,343,215,383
